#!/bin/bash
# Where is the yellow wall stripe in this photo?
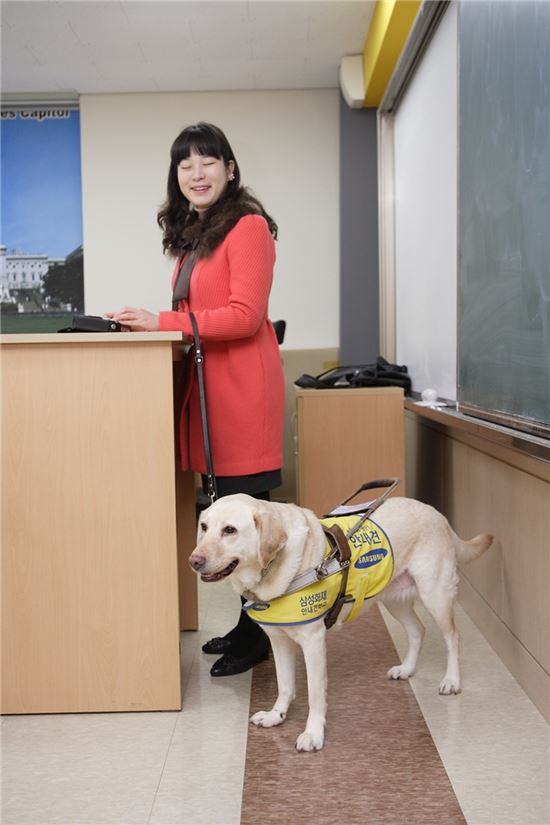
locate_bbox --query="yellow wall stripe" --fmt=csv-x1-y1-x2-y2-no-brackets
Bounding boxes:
362,0,421,107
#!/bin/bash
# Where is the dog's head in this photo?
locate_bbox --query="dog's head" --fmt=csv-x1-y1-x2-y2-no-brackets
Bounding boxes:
188,494,288,588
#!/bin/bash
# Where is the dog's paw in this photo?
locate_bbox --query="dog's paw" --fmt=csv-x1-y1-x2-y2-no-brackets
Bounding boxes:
295,729,324,752
250,709,285,728
387,665,412,680
439,678,461,695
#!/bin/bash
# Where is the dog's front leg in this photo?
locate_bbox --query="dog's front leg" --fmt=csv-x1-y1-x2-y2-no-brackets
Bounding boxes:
296,622,327,752
250,628,296,728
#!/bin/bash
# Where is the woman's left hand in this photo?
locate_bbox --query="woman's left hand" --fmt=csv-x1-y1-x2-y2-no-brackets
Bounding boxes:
107,307,160,332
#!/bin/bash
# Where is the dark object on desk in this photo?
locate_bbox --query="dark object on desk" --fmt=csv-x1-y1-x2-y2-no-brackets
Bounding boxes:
295,356,411,393
58,315,122,333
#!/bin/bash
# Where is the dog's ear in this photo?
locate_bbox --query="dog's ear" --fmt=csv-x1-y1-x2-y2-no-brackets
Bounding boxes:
254,506,288,570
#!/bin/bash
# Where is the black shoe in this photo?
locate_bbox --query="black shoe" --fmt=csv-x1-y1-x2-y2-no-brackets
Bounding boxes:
202,636,233,655
210,637,270,677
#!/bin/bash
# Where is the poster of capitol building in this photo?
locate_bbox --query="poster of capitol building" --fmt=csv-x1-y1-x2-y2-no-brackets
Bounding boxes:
0,106,84,332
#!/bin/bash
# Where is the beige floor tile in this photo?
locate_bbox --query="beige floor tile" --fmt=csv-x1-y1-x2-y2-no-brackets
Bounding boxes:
1,711,178,824
149,582,251,825
381,602,550,825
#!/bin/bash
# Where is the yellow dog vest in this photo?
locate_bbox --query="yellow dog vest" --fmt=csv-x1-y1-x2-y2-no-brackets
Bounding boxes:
244,515,394,626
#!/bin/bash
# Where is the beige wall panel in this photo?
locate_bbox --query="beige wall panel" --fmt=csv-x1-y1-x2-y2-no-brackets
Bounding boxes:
405,409,550,719
446,439,549,672
80,89,339,352
405,413,446,510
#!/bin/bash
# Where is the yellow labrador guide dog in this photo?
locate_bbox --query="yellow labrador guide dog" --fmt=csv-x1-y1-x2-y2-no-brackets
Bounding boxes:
189,480,493,752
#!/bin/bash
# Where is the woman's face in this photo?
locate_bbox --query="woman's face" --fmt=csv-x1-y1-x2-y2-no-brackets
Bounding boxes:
177,150,235,214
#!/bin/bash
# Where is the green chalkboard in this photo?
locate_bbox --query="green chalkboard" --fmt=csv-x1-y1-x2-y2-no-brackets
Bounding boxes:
458,1,550,436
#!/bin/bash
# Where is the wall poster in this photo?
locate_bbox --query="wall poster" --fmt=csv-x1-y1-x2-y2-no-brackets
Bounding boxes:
1,104,84,332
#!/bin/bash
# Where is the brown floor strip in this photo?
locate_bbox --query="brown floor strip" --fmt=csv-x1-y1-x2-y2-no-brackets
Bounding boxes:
241,605,466,825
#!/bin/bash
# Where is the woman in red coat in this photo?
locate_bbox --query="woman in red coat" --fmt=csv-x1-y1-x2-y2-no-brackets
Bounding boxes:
108,122,285,676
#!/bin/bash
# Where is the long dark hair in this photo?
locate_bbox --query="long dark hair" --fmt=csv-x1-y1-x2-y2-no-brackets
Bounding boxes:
157,122,277,257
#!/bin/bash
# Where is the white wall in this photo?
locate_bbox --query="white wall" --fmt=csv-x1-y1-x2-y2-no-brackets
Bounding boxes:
393,2,457,400
80,89,339,350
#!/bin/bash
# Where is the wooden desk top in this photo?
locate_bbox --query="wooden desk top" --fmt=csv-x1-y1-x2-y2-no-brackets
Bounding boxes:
0,332,184,345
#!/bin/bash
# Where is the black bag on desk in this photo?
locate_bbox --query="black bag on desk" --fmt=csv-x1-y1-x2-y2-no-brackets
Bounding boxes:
58,315,122,333
295,356,412,393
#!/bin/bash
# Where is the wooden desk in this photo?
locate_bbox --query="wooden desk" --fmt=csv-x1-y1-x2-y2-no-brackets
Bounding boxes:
1,332,197,714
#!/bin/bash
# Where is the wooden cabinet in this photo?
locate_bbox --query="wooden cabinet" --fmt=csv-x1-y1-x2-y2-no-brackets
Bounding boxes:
295,387,406,515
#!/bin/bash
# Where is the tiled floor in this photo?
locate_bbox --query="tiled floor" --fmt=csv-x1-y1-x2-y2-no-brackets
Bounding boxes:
1,578,549,825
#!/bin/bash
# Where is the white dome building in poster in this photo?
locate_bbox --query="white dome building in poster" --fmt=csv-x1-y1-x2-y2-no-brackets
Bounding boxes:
0,245,64,304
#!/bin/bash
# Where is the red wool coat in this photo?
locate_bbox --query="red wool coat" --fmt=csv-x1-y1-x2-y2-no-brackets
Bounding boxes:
158,214,285,476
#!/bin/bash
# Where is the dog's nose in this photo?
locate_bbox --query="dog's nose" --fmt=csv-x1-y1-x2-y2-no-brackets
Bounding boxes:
189,553,206,571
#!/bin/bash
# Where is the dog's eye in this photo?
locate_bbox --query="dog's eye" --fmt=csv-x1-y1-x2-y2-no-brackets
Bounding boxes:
223,525,237,535
200,522,208,532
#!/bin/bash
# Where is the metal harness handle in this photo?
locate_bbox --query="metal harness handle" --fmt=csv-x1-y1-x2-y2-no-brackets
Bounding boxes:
324,478,401,539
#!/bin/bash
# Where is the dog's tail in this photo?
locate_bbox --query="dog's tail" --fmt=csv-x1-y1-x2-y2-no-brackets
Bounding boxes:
454,532,494,563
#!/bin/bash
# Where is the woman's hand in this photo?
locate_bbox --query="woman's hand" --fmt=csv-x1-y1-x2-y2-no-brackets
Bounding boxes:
105,307,160,332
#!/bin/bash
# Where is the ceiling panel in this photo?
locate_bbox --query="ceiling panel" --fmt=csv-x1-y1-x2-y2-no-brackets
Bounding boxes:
1,0,374,96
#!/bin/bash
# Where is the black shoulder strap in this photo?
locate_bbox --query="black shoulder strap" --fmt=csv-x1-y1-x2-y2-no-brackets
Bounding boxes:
188,312,217,503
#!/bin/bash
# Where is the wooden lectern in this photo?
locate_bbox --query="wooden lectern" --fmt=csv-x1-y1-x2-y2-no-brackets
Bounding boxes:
1,332,198,714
